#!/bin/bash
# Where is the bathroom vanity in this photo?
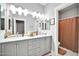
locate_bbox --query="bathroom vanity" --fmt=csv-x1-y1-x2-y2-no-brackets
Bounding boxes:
0,35,52,56
0,3,52,56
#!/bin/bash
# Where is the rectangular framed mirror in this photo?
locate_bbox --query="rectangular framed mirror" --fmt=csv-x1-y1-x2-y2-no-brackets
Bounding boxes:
0,18,5,30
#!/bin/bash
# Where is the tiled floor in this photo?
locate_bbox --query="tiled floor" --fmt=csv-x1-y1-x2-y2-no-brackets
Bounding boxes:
45,47,78,56
44,53,53,56
59,47,78,56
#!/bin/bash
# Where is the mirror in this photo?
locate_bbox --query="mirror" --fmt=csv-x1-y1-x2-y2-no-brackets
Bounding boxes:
16,20,24,34
0,5,5,30
39,20,50,30
0,18,5,30
9,19,11,30
0,5,1,30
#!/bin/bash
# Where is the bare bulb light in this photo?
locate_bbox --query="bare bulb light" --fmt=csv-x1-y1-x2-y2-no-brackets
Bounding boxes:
18,7,23,15
32,12,37,18
10,5,16,14
23,9,29,16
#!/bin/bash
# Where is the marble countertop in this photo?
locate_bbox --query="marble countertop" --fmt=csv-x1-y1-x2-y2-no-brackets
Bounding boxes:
0,34,52,44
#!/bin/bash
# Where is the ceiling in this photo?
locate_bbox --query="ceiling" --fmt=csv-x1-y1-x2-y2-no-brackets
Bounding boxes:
40,3,48,6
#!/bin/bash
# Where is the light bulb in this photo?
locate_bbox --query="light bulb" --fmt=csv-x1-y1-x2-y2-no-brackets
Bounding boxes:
10,5,16,14
37,13,41,18
36,13,39,18
41,14,45,19
32,12,37,18
23,9,29,16
44,16,49,20
18,7,22,15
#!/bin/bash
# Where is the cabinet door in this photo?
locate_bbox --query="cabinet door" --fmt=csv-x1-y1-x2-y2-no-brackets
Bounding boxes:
28,48,39,56
33,39,40,56
0,44,1,56
39,37,52,55
28,39,35,51
39,38,46,55
28,39,40,56
2,42,16,56
45,37,52,52
16,41,28,56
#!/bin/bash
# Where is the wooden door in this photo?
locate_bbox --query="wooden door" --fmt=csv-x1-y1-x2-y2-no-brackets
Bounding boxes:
76,17,79,53
59,17,77,52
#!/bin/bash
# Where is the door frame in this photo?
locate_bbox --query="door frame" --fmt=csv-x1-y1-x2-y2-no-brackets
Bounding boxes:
54,3,74,55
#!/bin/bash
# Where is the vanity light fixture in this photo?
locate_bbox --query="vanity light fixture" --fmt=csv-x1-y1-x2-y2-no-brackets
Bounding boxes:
36,13,39,19
31,12,44,19
41,14,45,19
23,9,29,16
18,7,23,15
10,5,16,14
9,4,46,19
37,12,41,19
39,14,44,19
45,16,48,19
32,12,37,18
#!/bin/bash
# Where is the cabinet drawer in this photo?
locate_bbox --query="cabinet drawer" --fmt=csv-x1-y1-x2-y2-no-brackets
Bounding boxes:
28,48,40,56
28,49,35,56
28,39,40,50
29,43,40,49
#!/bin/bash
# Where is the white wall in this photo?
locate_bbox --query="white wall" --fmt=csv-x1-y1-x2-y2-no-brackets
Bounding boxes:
45,3,61,18
44,3,61,52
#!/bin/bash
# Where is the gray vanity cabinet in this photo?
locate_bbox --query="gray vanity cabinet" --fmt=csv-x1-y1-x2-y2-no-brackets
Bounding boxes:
39,38,47,55
1,42,16,56
0,36,52,56
39,37,52,55
45,37,52,53
28,39,40,56
16,40,28,56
